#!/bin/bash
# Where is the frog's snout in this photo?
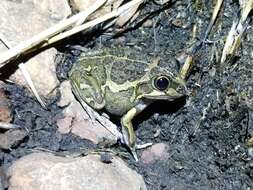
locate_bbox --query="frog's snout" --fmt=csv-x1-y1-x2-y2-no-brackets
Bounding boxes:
176,85,188,96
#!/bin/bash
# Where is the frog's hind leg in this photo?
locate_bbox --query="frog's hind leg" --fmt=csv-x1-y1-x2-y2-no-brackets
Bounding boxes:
121,101,152,161
70,76,106,125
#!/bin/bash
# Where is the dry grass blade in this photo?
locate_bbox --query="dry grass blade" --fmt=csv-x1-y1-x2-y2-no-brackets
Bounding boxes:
220,21,238,64
18,63,47,108
0,33,46,108
240,0,253,23
180,0,224,80
220,0,252,64
46,0,144,46
179,55,193,80
203,0,224,41
0,0,107,67
0,0,144,68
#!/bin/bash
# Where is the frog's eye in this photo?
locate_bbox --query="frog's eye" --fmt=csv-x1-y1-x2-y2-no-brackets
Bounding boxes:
154,76,170,91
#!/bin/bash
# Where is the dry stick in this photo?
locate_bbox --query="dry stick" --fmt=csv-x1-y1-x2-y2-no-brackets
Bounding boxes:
0,122,21,129
180,0,224,79
179,56,193,80
241,0,253,23
23,0,145,52
0,0,144,68
0,0,107,67
46,8,119,46
220,0,253,64
203,0,224,41
0,33,46,108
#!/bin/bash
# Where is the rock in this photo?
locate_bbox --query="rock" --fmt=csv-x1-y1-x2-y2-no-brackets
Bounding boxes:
8,153,147,190
0,0,71,98
57,80,75,107
0,83,12,123
57,81,118,145
70,0,123,17
140,143,169,164
0,129,27,150
0,167,8,190
10,49,60,98
142,19,153,28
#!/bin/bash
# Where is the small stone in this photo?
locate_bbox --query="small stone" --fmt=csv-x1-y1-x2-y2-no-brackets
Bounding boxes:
0,129,27,150
57,80,75,107
56,116,72,134
100,153,113,164
140,143,169,164
248,148,253,158
114,36,127,45
70,0,141,27
8,153,147,190
171,18,183,27
142,19,153,28
0,85,12,123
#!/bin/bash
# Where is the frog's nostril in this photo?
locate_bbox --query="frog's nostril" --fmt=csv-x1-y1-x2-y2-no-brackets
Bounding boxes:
177,85,188,95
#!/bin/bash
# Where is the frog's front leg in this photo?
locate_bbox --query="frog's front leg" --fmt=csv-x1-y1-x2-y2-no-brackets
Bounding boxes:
121,101,152,161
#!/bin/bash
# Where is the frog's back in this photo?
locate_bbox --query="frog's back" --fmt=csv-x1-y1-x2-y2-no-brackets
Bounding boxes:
69,46,180,116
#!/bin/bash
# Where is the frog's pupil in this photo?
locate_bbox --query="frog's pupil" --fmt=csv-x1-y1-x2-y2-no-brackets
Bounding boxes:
155,77,169,91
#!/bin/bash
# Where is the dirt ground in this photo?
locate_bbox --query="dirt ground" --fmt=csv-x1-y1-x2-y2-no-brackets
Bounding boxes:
2,1,253,190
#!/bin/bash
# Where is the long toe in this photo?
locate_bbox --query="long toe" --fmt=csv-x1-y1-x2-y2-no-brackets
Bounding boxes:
132,151,138,161
136,142,153,149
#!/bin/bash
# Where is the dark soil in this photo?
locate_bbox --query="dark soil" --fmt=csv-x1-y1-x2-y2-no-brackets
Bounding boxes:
2,1,253,190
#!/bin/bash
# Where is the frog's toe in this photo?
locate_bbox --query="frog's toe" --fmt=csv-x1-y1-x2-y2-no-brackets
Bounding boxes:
129,147,138,161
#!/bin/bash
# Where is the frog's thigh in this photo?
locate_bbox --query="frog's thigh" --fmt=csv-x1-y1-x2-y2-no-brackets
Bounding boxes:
79,76,105,110
121,102,148,147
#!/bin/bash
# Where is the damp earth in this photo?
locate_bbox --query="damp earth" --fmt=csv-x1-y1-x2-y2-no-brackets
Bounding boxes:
2,1,253,190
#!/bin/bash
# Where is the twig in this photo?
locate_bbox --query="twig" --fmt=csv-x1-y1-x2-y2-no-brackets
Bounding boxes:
0,0,144,68
22,0,145,52
0,122,21,130
180,0,223,79
240,0,253,23
179,55,193,80
220,0,252,64
203,0,224,41
0,0,107,66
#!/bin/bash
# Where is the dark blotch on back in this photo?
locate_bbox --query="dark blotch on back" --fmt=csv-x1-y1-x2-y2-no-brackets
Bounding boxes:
110,60,147,84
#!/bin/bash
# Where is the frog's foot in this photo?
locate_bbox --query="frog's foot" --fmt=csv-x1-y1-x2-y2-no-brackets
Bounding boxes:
136,143,153,149
129,147,138,161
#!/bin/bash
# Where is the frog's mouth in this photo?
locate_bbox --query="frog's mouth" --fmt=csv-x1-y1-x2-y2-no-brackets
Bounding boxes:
139,87,187,100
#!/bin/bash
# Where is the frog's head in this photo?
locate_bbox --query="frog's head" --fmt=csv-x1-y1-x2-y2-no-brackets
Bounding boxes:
136,74,187,101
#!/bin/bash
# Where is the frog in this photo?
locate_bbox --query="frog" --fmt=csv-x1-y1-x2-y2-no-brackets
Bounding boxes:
69,46,186,160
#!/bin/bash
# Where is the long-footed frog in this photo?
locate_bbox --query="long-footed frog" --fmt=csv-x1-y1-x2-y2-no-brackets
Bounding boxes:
69,46,186,160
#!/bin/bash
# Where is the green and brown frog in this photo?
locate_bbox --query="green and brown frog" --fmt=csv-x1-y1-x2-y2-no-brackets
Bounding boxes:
69,46,186,160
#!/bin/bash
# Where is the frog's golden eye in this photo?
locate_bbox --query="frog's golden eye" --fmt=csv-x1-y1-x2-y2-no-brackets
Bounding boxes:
154,76,170,91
